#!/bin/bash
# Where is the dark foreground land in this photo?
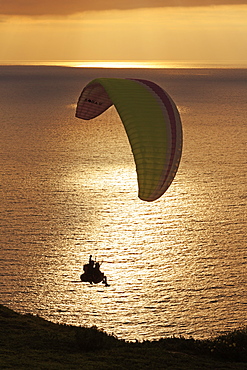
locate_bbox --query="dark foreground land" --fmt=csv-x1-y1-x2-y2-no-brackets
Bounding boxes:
0,304,246,369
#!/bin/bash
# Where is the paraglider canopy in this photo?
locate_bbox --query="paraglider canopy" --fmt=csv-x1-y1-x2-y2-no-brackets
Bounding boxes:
76,78,182,201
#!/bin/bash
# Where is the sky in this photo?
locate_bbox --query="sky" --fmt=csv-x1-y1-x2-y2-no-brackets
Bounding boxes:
0,0,247,66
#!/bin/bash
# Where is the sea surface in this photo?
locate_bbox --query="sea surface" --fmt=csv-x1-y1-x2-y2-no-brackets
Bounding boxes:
0,66,246,341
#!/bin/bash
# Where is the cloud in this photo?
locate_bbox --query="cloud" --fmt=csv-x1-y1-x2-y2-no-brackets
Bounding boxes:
1,0,247,16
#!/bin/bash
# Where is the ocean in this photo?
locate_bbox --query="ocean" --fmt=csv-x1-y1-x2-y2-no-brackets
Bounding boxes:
0,66,246,341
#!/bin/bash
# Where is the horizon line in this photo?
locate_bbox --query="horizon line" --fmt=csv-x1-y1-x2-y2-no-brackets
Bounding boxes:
1,60,247,69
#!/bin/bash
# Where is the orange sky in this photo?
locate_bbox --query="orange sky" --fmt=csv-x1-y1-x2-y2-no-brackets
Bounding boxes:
0,1,247,66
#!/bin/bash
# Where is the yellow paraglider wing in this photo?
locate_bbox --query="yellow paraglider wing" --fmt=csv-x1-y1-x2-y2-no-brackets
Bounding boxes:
76,78,182,201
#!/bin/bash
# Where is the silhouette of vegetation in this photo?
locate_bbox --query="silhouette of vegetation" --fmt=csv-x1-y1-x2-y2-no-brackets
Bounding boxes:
0,304,246,369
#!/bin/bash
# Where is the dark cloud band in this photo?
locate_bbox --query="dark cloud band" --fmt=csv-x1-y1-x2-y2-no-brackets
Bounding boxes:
1,0,246,16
